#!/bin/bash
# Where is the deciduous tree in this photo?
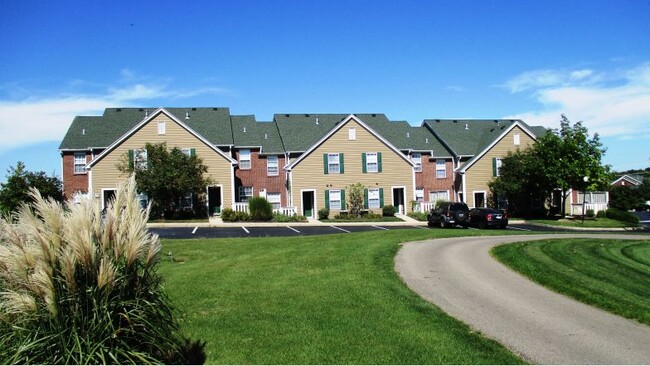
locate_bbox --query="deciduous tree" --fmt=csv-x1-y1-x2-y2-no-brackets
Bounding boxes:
0,161,63,215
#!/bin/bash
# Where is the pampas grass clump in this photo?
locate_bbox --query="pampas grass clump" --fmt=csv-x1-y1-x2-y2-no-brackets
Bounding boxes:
0,177,203,364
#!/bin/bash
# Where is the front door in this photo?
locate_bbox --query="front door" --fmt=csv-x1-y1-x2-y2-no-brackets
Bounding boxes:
302,191,314,218
207,186,222,216
102,189,116,210
392,187,405,214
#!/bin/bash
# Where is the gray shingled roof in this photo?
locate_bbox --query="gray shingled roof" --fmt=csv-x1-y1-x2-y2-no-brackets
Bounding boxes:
231,115,285,154
423,119,544,157
59,107,234,150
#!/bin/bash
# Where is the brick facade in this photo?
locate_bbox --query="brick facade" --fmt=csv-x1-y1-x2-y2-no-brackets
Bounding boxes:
61,151,90,199
234,149,288,206
415,155,456,202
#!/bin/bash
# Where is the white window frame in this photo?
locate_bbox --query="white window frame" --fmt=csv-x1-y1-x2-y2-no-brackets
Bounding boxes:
368,188,380,209
514,133,520,146
411,153,422,172
473,191,487,208
74,152,86,174
415,188,424,202
239,149,251,170
134,148,148,170
328,153,340,174
267,155,279,176
436,159,446,178
267,192,281,210
366,152,378,173
158,121,166,135
181,148,191,156
429,190,450,202
329,189,342,210
495,158,503,177
349,127,356,140
239,186,253,202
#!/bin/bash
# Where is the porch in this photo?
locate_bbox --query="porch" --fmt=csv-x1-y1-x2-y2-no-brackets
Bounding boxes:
232,202,298,216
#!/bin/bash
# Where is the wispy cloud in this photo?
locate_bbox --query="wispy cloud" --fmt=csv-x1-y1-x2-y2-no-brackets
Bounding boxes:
503,62,650,138
0,73,231,151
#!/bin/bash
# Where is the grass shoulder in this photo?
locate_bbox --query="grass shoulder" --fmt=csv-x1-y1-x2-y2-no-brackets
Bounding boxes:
526,217,638,228
159,229,526,364
491,238,650,326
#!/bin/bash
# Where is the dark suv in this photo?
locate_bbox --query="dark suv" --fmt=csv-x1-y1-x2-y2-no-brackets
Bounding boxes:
427,201,470,228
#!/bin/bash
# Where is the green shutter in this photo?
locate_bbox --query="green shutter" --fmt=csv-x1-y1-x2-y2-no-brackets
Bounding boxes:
364,188,369,209
492,158,497,177
362,153,367,173
323,154,329,174
340,189,346,210
379,188,384,207
128,149,134,170
339,153,344,174
325,190,330,209
190,148,196,157
377,152,382,173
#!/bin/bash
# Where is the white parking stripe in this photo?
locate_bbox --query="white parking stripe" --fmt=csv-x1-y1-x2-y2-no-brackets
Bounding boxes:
241,226,250,234
372,225,389,230
287,226,300,233
192,226,198,234
330,225,351,233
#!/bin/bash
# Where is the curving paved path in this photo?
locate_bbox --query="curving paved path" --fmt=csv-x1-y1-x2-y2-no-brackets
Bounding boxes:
395,234,650,364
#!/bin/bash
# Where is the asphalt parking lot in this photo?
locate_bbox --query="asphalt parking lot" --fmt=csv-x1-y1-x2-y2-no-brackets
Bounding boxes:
149,223,589,239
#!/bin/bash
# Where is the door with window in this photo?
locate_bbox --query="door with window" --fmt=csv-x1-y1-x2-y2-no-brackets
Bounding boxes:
302,191,314,218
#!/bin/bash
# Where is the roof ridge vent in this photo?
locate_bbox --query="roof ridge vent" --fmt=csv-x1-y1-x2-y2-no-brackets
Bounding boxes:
316,117,319,125
243,127,247,133
425,137,429,144
407,132,410,138
264,133,268,140
82,128,86,135
145,109,148,117
185,111,190,119
465,123,469,130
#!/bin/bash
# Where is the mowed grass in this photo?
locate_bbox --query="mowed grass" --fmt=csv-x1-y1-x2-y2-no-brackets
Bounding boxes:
492,238,650,325
159,229,524,364
528,218,638,228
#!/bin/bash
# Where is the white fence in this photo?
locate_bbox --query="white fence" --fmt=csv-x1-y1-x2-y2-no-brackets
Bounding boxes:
232,202,297,216
570,203,608,216
413,201,436,213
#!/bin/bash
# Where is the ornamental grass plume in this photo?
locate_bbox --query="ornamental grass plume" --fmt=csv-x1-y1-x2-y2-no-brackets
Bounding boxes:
0,176,205,364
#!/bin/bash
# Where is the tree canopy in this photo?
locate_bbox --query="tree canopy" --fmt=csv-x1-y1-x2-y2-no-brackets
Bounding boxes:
0,161,63,216
490,115,610,217
117,142,211,218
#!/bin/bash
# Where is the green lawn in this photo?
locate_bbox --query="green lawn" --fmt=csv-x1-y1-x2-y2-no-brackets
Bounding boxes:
492,238,650,325
159,229,523,364
527,218,638,228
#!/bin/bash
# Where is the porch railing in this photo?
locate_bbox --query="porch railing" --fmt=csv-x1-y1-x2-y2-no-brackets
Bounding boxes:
570,203,608,216
232,202,297,216
413,201,436,213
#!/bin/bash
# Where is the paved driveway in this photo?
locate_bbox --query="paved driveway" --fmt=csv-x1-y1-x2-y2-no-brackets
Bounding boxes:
395,234,650,364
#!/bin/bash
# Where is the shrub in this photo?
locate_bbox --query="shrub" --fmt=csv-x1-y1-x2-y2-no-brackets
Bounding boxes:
382,205,397,217
605,208,640,224
272,213,307,222
248,197,273,221
221,208,235,221
407,211,428,221
318,208,330,220
0,177,204,364
596,210,607,219
586,209,595,218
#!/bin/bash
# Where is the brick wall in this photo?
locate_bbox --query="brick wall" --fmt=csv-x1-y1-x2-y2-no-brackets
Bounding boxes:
415,154,456,201
234,149,288,206
61,151,89,199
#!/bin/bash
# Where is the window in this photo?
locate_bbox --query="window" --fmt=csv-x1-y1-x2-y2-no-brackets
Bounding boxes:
239,149,251,170
329,190,342,209
366,152,378,173
74,152,86,174
436,159,446,178
493,158,503,177
474,192,486,208
415,188,424,202
134,148,147,170
239,186,253,202
158,121,166,135
349,127,356,140
267,192,281,209
179,193,192,209
411,153,422,172
328,153,340,174
267,155,279,176
429,190,450,202
368,188,380,209
514,133,520,146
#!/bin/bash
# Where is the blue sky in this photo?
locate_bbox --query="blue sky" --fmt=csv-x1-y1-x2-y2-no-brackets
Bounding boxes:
1,0,649,182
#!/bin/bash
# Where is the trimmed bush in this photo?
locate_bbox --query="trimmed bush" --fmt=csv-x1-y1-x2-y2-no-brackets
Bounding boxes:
0,177,204,364
596,210,607,219
382,205,397,217
318,208,330,220
605,208,640,224
407,211,428,221
586,209,595,218
248,197,273,221
221,208,235,221
272,213,307,222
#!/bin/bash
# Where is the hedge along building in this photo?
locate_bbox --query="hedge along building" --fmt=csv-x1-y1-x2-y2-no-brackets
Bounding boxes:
283,114,415,217
60,108,237,211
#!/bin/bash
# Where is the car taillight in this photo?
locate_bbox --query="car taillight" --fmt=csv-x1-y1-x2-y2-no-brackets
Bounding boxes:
486,214,492,220
504,213,508,219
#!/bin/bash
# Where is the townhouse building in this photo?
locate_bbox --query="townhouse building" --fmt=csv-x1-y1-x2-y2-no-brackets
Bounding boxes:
60,107,560,218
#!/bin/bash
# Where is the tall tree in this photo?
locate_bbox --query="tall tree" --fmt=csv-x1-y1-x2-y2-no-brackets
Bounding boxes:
490,115,610,216
117,142,211,218
0,161,63,215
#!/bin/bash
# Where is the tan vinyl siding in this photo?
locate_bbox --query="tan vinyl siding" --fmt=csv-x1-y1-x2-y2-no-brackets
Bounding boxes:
291,120,413,214
464,126,536,208
90,113,233,208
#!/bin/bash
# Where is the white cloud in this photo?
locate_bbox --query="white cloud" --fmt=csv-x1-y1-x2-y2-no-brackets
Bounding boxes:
504,62,650,138
0,76,231,152
502,68,601,93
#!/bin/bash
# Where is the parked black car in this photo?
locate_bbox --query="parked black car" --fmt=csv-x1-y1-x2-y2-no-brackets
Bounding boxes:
427,201,470,228
468,208,508,229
